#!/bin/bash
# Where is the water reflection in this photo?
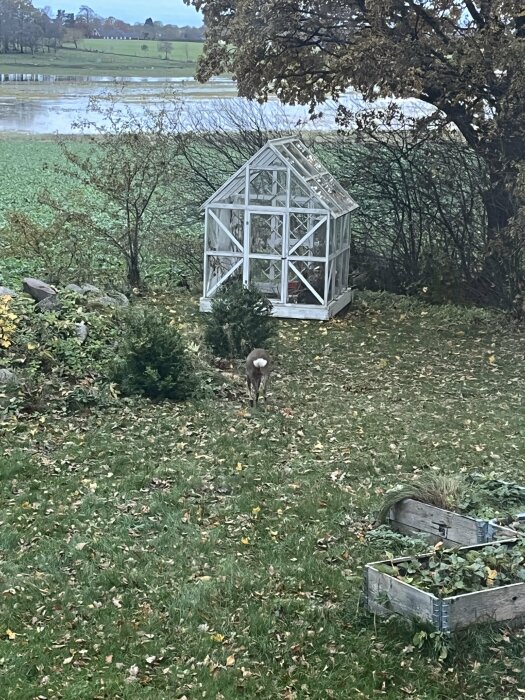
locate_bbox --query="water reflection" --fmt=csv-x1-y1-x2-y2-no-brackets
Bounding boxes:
0,73,213,83
0,74,433,135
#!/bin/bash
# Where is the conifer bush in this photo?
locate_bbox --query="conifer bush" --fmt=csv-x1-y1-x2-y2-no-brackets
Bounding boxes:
204,282,275,359
113,306,196,401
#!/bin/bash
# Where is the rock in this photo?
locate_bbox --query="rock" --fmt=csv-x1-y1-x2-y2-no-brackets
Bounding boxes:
36,296,62,313
0,286,17,298
65,284,84,294
74,321,88,344
87,295,120,309
107,291,130,307
80,284,101,294
22,277,57,302
0,368,16,385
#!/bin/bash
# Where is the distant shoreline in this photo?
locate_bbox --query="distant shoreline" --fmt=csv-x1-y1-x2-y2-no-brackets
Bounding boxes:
0,38,203,78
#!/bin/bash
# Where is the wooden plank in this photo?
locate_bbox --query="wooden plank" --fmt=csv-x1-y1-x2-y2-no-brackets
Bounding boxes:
390,521,462,550
365,565,435,624
491,523,518,540
389,499,483,546
446,582,525,631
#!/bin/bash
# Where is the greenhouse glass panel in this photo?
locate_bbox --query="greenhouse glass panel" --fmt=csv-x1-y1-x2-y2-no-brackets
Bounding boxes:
287,261,325,305
250,213,284,255
289,174,324,209
205,256,242,295
249,258,282,300
335,252,346,297
207,209,244,252
212,175,246,205
248,169,287,207
288,213,327,257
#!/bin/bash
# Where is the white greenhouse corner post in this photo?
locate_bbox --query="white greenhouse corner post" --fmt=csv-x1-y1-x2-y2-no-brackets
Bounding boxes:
199,137,359,320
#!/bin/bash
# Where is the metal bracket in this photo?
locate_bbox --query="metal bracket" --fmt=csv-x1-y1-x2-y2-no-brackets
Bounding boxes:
476,519,490,543
440,600,450,633
432,599,450,633
432,599,442,629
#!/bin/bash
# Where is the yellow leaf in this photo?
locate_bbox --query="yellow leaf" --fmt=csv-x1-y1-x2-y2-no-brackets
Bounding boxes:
5,628,16,640
27,342,38,350
235,462,244,472
251,506,261,516
487,354,496,364
241,537,250,545
486,568,497,585
210,633,225,643
226,655,235,667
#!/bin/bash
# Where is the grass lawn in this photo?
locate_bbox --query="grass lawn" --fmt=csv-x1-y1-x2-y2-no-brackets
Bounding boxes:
0,39,202,77
1,292,524,698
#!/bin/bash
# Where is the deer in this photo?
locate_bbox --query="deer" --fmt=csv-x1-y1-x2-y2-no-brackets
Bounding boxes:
246,349,271,407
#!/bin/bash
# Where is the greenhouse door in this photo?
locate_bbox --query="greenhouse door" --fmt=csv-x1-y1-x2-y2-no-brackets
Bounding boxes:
246,211,286,303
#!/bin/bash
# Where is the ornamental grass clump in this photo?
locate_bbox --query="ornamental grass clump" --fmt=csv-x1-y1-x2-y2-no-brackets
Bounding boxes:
377,473,468,524
113,306,196,401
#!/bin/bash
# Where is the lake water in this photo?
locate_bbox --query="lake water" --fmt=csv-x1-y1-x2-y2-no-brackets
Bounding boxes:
0,74,433,135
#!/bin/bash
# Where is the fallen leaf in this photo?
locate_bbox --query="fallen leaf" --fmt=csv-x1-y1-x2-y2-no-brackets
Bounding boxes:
5,629,16,640
226,655,235,667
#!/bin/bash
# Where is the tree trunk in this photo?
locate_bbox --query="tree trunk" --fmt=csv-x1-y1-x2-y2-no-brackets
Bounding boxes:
477,162,521,308
127,251,142,289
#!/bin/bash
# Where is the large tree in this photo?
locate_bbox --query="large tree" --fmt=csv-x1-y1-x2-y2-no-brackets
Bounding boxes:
188,0,525,303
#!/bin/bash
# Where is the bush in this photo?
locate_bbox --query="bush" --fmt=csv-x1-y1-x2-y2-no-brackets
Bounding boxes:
204,282,275,359
3,293,118,377
112,306,196,401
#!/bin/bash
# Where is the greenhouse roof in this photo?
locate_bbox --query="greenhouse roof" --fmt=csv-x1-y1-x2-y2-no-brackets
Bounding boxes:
204,137,359,217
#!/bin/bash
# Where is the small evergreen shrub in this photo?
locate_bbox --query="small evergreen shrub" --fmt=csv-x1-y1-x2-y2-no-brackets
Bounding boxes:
113,306,196,401
204,282,275,359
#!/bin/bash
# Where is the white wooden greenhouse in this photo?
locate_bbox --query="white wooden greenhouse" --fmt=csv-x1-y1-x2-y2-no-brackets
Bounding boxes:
200,137,359,320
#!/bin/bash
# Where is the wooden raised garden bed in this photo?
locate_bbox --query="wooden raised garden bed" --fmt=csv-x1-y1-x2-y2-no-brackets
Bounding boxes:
386,498,516,548
364,540,525,632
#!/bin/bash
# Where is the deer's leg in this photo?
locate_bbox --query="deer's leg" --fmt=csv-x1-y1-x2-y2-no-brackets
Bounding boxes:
247,377,254,407
260,375,269,404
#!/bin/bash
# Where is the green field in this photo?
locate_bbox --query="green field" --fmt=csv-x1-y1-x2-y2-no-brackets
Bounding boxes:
1,290,524,698
0,39,202,77
0,138,80,230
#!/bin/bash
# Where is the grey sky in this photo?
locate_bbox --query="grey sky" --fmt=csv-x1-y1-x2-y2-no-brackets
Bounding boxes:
38,1,202,26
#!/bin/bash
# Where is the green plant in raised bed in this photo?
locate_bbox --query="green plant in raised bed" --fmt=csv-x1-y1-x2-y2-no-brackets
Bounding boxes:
376,540,525,598
460,477,525,519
